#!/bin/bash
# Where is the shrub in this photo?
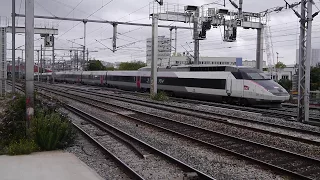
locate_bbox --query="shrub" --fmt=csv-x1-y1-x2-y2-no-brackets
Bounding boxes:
0,94,26,145
32,111,76,151
7,139,38,155
151,91,169,101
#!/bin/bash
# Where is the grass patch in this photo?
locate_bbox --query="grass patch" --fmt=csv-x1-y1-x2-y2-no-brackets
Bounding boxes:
7,139,39,155
151,91,169,101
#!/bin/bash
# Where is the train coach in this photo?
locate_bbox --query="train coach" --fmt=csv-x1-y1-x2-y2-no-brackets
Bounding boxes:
37,65,290,107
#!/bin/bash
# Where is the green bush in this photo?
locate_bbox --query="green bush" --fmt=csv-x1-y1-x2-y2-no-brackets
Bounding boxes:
7,139,38,155
32,111,76,151
151,91,169,101
0,94,26,145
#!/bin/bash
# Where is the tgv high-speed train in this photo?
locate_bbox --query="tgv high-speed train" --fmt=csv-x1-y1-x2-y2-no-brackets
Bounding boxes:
38,65,290,107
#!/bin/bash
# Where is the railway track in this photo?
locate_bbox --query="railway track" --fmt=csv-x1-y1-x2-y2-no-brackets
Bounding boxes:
68,119,146,180
36,84,320,179
8,80,320,122
65,105,213,180
13,82,215,180
51,83,320,122
39,83,320,141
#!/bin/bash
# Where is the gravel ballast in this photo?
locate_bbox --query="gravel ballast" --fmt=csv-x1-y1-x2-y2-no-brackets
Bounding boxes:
65,131,132,180
62,108,187,180
51,93,287,180
62,89,320,160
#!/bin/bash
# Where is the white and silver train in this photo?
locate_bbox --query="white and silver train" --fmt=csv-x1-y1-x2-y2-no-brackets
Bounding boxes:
37,65,290,107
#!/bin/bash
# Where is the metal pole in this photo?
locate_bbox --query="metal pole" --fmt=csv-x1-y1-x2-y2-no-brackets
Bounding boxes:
193,7,200,65
12,0,16,93
52,35,55,82
43,46,45,70
25,0,34,132
76,51,79,71
87,48,89,62
112,23,117,52
40,44,43,78
298,0,306,122
69,50,72,71
239,0,243,20
174,28,177,54
83,21,87,70
276,52,279,81
17,57,20,79
37,50,39,81
82,46,85,70
169,28,173,66
150,14,158,96
304,0,312,122
20,50,23,79
256,28,264,71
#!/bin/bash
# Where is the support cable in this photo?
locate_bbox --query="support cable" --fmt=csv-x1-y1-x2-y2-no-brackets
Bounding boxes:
35,0,57,17
57,0,115,39
57,0,84,25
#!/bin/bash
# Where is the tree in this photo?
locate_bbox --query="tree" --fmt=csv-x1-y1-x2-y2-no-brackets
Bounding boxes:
278,79,292,92
105,66,115,71
275,61,286,69
311,66,320,91
87,60,106,71
275,61,286,81
118,61,146,70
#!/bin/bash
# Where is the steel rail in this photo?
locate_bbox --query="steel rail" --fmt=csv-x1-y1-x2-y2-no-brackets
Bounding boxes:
40,94,216,180
41,84,320,139
37,85,320,180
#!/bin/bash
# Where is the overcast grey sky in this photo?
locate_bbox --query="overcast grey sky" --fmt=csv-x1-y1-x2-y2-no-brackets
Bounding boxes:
1,0,320,65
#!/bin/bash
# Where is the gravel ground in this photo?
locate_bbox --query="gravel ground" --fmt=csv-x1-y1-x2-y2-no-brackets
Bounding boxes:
63,90,320,160
85,87,320,130
50,83,320,117
61,108,187,180
49,91,288,180
64,131,133,180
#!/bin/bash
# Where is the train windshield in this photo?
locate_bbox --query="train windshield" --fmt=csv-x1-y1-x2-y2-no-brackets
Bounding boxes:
239,68,270,80
254,80,289,96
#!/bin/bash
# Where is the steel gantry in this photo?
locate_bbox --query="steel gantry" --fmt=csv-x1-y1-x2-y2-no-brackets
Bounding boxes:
15,9,193,98
297,0,315,123
285,0,319,123
149,0,265,95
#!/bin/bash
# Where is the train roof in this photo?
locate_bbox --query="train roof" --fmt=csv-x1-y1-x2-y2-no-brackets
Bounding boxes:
138,65,256,72
82,71,106,75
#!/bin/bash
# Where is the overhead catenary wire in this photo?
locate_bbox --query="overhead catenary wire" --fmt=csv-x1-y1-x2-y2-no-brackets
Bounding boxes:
57,0,84,25
35,0,57,17
21,0,320,64
57,0,115,39
16,0,23,25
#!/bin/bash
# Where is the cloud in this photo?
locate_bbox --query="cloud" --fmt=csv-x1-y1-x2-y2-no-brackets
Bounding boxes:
1,0,320,65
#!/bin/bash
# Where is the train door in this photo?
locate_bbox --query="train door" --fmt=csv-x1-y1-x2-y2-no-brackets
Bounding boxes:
226,74,232,96
136,76,141,89
100,75,103,85
105,72,108,86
